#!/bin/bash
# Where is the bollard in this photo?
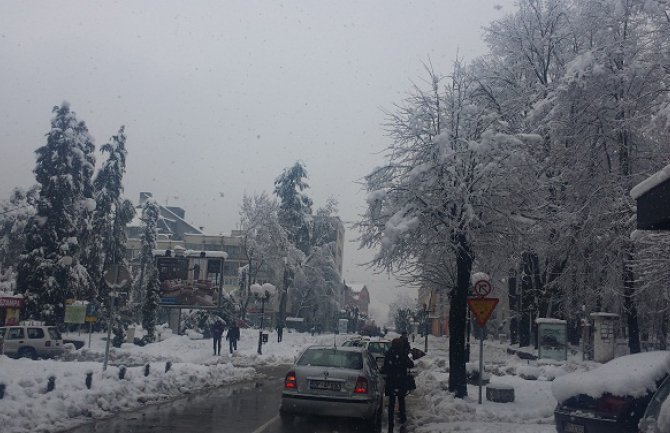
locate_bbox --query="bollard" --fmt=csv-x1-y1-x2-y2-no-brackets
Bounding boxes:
0,383,5,399
144,364,150,377
85,372,93,389
165,361,172,373
47,376,55,393
118,365,127,380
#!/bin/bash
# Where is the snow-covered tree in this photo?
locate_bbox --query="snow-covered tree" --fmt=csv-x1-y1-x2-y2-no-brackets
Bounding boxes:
387,292,417,331
237,192,301,319
139,198,160,337
0,187,38,273
274,162,313,255
359,62,532,397
16,103,96,324
141,267,160,343
87,126,135,312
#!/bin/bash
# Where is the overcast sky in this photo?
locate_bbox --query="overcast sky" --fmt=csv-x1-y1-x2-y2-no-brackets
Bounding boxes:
0,0,512,322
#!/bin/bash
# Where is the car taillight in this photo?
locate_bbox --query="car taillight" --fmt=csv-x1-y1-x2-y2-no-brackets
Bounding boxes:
354,376,368,394
595,394,633,417
285,372,297,389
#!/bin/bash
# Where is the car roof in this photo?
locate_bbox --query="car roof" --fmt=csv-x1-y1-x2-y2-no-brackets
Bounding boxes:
306,345,366,353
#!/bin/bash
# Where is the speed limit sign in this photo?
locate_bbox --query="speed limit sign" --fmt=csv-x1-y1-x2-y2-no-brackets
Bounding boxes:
473,279,492,297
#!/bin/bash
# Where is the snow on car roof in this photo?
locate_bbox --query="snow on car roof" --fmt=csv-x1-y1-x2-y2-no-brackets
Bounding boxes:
552,351,670,403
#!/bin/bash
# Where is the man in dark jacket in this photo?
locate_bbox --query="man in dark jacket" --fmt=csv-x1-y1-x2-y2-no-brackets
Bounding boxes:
210,319,224,355
226,321,241,354
382,338,414,428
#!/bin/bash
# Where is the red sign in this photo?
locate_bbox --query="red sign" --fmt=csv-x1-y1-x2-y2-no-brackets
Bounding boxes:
467,297,499,327
0,297,24,308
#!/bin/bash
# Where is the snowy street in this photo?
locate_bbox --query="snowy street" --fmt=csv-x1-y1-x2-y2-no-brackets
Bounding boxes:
0,327,602,433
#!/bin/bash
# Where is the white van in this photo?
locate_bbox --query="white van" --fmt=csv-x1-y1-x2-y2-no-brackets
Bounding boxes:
0,325,64,359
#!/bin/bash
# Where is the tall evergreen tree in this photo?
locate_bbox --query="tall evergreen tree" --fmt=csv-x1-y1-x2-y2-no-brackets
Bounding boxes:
142,267,160,343
87,126,135,306
274,162,313,255
16,103,96,324
139,198,160,338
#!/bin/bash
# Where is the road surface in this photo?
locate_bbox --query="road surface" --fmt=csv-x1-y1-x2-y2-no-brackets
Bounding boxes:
64,365,391,433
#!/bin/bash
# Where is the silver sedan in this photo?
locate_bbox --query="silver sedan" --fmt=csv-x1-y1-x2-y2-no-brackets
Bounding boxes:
279,345,384,431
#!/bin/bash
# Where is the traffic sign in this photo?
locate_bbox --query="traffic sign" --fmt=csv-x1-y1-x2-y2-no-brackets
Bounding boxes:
467,297,499,327
472,280,492,297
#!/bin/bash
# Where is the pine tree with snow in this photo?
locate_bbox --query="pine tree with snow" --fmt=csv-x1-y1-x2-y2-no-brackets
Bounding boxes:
274,162,313,255
142,267,160,343
86,127,135,320
139,198,160,340
16,103,96,324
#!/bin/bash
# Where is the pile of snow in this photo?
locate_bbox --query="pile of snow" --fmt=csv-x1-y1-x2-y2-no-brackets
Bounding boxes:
410,339,559,433
552,351,670,403
0,326,342,433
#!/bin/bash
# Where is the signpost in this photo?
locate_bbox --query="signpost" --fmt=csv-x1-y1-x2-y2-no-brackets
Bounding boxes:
467,273,499,404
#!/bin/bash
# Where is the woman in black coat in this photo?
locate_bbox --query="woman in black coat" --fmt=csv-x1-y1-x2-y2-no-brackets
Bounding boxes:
382,338,414,427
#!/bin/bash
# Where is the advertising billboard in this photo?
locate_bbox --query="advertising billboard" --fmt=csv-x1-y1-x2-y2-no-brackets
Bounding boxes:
156,250,225,307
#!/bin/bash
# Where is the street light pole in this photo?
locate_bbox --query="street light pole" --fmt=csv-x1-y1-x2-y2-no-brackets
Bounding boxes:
257,295,266,355
424,304,429,353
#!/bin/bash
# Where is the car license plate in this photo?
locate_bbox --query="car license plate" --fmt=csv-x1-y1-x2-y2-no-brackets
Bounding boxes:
564,422,584,433
310,380,341,391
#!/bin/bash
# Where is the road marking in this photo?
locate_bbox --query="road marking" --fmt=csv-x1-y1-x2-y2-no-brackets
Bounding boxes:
251,414,279,433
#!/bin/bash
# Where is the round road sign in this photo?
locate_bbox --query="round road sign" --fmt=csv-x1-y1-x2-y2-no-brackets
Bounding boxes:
473,279,492,297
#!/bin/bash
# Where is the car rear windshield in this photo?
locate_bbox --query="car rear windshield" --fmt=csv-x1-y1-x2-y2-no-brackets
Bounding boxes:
298,349,363,370
368,342,390,354
0,328,6,337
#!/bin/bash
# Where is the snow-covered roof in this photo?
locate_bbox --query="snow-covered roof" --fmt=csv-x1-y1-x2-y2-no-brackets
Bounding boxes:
631,164,670,199
153,249,228,259
589,312,619,318
551,351,670,403
347,283,367,293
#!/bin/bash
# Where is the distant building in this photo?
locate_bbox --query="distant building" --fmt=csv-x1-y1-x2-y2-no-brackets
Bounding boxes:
418,286,449,336
345,283,370,317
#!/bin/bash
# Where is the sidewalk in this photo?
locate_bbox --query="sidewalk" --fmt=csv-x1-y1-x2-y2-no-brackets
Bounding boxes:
399,336,569,433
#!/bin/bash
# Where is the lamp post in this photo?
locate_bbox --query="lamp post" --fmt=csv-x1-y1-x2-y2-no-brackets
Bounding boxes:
311,305,318,336
252,283,276,355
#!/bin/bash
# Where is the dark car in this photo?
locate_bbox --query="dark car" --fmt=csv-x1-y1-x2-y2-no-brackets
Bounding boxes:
553,351,670,433
279,345,384,431
639,375,670,433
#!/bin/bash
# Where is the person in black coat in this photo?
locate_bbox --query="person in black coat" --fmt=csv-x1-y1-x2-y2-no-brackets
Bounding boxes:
382,337,414,428
210,319,224,355
226,321,241,354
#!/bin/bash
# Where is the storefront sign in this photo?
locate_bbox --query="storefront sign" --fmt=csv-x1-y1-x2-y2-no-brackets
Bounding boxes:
0,297,23,308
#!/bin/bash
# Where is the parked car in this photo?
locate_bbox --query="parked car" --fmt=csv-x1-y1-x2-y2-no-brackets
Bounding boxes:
279,345,384,431
0,325,65,359
341,338,391,367
639,375,670,433
553,351,670,433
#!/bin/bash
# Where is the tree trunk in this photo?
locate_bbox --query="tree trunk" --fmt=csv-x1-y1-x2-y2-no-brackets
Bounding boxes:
623,248,640,353
508,268,518,345
448,233,472,398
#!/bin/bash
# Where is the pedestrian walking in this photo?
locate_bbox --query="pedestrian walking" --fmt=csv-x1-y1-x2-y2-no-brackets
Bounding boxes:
276,323,284,342
227,321,241,354
210,319,224,356
382,338,414,429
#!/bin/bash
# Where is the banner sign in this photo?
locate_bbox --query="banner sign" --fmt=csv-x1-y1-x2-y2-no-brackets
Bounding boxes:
0,297,23,308
64,304,87,324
